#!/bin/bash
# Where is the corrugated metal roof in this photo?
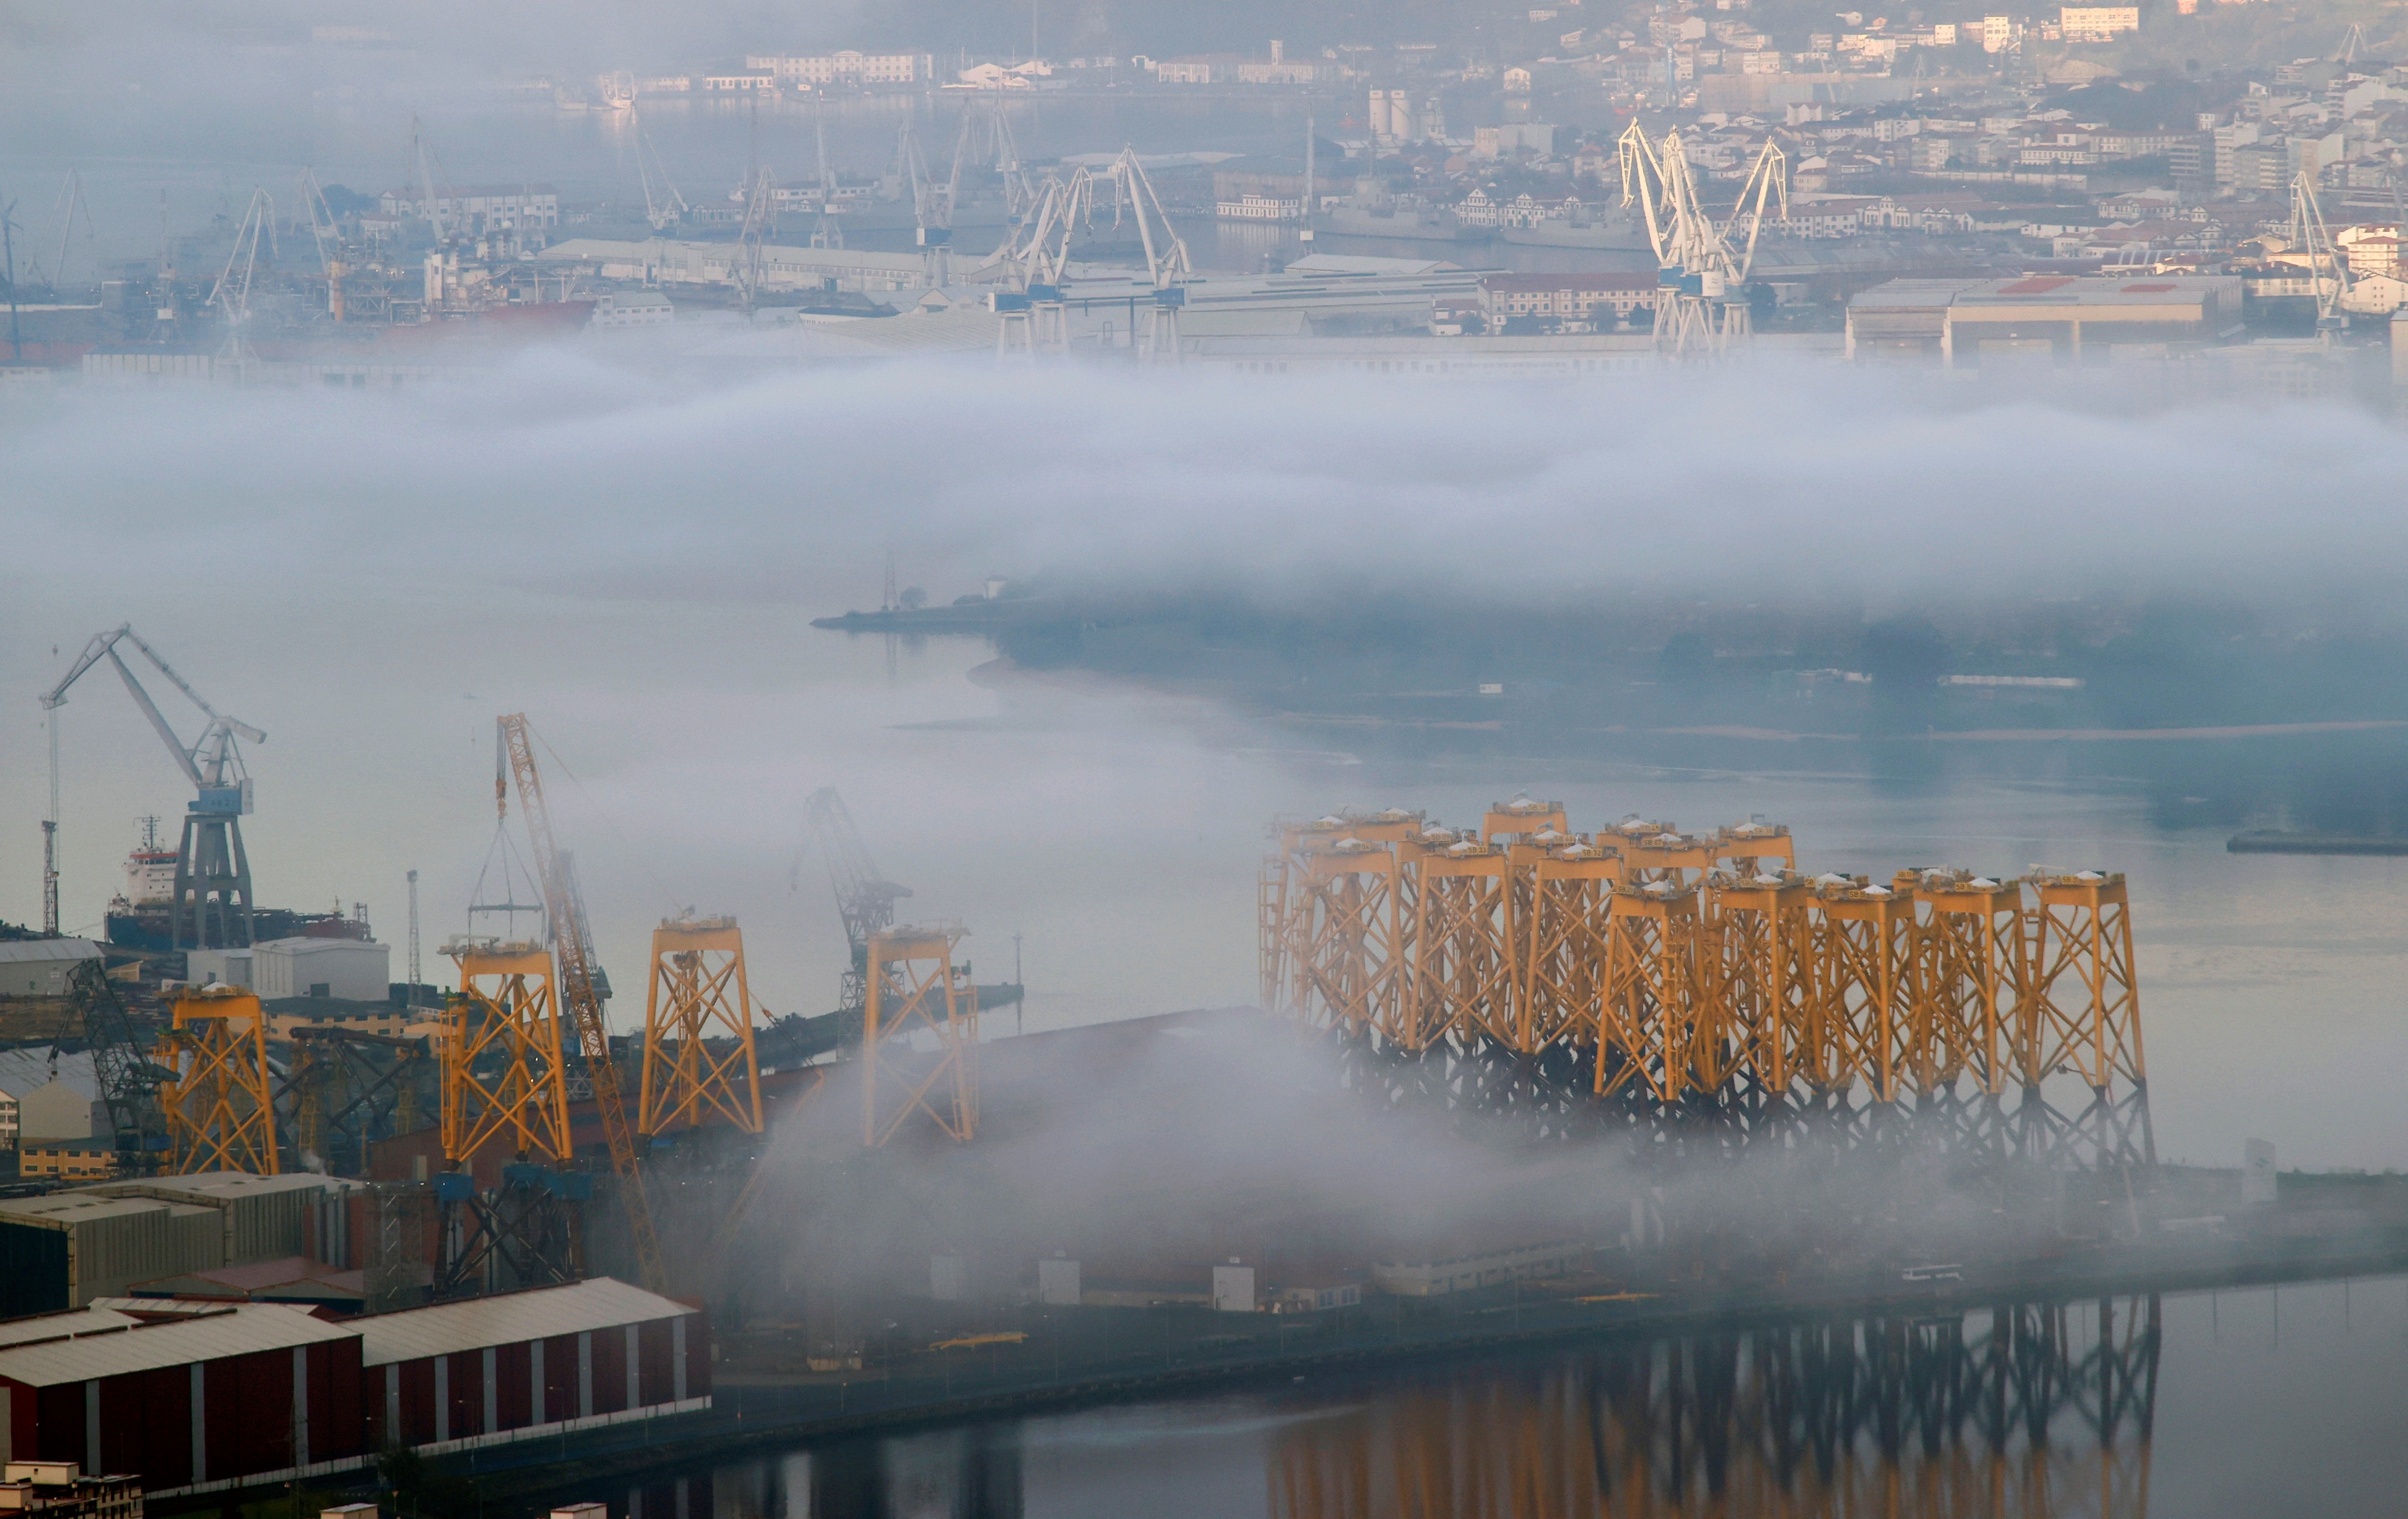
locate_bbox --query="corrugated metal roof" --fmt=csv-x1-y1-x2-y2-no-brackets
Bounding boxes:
0,1307,136,1348
87,1297,238,1316
0,1303,354,1387
358,1277,693,1367
0,940,102,965
0,1195,166,1229
0,1049,97,1101
80,1172,338,1204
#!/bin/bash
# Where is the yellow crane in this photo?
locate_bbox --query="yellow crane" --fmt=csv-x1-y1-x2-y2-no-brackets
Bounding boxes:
495,714,669,1293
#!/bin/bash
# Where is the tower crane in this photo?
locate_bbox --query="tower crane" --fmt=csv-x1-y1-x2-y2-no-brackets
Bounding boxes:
495,714,668,1293
43,626,265,948
1620,124,1787,357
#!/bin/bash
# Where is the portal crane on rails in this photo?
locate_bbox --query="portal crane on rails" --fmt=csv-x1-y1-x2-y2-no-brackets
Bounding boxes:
2289,168,2352,337
43,626,266,947
495,714,669,1293
633,107,689,231
1619,123,1786,357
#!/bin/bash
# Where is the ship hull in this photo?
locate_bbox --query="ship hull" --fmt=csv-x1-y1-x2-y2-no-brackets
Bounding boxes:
1313,212,1483,242
1500,223,1650,250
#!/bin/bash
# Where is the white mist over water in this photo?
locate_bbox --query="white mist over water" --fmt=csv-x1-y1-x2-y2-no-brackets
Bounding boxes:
5,354,2408,1168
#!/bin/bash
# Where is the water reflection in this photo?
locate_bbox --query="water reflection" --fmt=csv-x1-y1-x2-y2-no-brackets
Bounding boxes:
1265,1301,2158,1519
690,1297,2167,1519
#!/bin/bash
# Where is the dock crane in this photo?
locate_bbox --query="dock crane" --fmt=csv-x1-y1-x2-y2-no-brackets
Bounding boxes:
981,150,1192,358
632,107,689,231
1102,147,1192,360
2289,168,2352,337
496,714,669,1293
795,787,913,1030
43,626,265,948
207,188,277,370
1620,123,1787,357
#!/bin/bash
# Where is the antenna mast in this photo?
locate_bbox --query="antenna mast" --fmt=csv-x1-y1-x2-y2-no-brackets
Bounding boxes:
407,868,422,1005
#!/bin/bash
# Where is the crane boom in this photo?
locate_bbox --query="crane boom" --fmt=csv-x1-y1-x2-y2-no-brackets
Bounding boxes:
110,650,203,786
496,714,667,1293
798,788,911,1023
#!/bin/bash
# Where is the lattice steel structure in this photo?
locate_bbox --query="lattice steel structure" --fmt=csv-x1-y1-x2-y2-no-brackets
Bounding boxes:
1270,1294,2160,1519
440,939,574,1165
638,915,764,1137
862,923,979,1146
1262,804,2153,1172
285,1026,430,1177
157,986,280,1175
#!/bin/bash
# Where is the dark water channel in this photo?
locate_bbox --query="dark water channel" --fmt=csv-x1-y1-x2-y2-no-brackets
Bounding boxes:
609,1274,2408,1518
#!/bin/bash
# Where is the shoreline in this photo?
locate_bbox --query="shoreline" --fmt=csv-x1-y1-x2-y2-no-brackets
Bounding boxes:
178,1224,2406,1516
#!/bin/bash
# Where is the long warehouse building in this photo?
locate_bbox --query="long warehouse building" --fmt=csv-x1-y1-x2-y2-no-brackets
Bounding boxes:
0,1279,708,1498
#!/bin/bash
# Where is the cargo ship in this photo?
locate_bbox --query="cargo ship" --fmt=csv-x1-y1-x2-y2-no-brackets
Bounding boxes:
105,818,371,953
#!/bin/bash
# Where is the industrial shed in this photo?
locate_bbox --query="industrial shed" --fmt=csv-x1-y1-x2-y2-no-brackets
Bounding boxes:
0,1196,223,1315
361,1278,710,1453
0,1304,365,1495
0,942,102,999
82,1173,345,1266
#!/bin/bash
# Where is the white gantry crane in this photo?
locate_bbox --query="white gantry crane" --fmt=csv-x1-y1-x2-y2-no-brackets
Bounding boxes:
1103,147,1193,361
983,147,1191,360
1620,123,1787,357
896,121,953,283
207,188,278,368
2290,168,2353,336
632,106,689,231
42,626,266,947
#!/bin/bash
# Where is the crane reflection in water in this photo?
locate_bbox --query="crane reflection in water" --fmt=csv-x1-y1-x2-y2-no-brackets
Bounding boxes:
675,1293,2157,1519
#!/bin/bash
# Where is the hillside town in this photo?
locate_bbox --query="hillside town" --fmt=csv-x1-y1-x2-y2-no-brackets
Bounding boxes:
3,0,2405,394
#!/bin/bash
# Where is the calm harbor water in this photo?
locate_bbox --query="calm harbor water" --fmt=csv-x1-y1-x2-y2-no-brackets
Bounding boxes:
632,1275,2408,1518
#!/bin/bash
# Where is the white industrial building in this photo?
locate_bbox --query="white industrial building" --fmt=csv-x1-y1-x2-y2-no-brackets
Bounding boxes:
377,185,559,231
538,237,965,296
0,1050,99,1149
249,937,391,1002
188,938,388,1001
744,51,934,85
0,939,102,998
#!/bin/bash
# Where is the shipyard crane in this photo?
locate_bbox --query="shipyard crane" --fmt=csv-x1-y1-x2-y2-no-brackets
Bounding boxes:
495,714,669,1292
1100,147,1192,360
947,99,1036,225
410,118,453,244
207,188,278,366
60,959,172,1175
895,122,954,283
1619,123,1787,357
43,626,265,947
733,165,776,312
297,171,340,272
38,169,96,293
631,107,689,231
2289,168,2352,336
794,787,913,1027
